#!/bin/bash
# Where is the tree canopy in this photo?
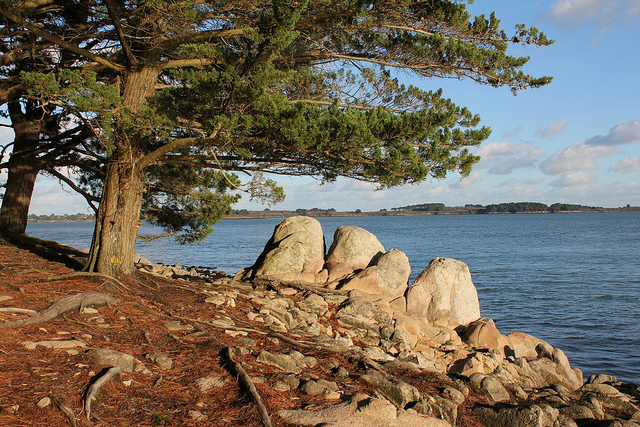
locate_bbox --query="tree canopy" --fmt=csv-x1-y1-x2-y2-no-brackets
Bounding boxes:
0,0,554,274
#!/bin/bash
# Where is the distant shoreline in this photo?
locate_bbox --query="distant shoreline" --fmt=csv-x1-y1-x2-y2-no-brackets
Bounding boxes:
27,205,640,223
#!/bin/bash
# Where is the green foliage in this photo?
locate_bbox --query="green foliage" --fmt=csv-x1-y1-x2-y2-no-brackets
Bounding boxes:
2,0,555,252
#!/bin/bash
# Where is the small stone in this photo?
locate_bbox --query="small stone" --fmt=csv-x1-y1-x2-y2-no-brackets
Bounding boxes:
273,381,291,392
122,379,132,386
134,364,151,374
443,387,465,404
236,336,257,348
37,397,51,408
0,295,13,302
82,307,99,314
189,410,207,421
205,295,226,305
280,288,298,296
197,376,226,393
301,380,325,396
148,352,173,370
22,341,37,350
87,348,135,371
165,322,194,331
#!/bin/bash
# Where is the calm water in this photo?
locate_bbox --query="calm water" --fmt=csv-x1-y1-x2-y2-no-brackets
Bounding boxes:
26,212,640,384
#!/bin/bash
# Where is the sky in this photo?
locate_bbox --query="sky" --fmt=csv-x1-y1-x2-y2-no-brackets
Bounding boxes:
2,0,640,215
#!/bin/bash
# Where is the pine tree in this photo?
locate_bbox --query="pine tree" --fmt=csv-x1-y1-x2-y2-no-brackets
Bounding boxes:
0,0,553,274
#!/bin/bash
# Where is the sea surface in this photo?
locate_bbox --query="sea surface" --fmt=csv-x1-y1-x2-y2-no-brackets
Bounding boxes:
26,212,640,384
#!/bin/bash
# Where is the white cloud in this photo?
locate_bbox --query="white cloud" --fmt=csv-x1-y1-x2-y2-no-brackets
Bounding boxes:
475,141,545,174
540,142,617,175
524,178,545,185
497,178,520,187
449,172,482,190
535,120,569,138
614,157,640,172
549,171,595,187
502,126,523,139
585,120,640,146
549,0,640,28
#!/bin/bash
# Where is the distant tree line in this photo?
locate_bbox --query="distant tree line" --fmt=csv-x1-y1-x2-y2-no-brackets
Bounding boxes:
28,213,95,222
392,202,604,214
392,203,446,212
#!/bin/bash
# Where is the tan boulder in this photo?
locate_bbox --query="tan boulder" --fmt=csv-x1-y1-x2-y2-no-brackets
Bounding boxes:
240,216,327,283
339,249,411,298
405,257,481,329
325,226,385,283
462,318,510,356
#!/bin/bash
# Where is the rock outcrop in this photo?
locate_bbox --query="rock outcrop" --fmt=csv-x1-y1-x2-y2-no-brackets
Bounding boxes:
325,225,385,282
237,216,327,283
406,257,481,329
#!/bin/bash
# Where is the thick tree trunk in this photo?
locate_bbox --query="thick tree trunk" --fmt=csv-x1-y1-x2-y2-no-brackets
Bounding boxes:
84,66,158,275
84,156,145,275
0,101,43,235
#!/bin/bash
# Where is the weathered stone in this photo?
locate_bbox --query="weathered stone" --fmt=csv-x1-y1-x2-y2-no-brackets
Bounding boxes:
336,297,393,337
279,393,450,427
581,383,620,396
163,321,194,332
148,352,173,370
504,332,547,359
256,351,302,374
301,380,325,396
475,404,556,427
462,318,510,355
586,374,618,385
413,395,458,427
273,380,291,391
442,387,465,404
244,216,327,283
325,226,385,282
405,257,481,329
298,293,329,316
189,410,207,421
196,376,226,392
37,397,51,409
361,370,421,408
480,376,511,402
87,348,135,371
339,249,411,298
560,404,594,420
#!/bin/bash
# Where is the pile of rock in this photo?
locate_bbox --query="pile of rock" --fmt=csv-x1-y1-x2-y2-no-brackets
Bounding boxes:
227,216,640,426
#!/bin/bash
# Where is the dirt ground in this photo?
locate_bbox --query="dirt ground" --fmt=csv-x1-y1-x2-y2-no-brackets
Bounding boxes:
0,235,483,427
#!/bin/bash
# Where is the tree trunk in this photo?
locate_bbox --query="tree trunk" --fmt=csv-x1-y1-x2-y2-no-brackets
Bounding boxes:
0,101,43,235
84,155,145,275
84,66,158,275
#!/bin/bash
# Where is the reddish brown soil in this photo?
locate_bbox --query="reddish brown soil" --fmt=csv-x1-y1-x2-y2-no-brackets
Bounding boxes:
0,236,482,427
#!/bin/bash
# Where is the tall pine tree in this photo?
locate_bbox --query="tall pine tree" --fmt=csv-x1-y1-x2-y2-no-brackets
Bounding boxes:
0,0,553,274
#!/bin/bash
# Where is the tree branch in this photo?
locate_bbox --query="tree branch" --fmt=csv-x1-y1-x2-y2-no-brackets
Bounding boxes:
0,7,124,73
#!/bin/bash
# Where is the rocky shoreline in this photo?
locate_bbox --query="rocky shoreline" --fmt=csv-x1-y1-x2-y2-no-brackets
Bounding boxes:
126,216,639,426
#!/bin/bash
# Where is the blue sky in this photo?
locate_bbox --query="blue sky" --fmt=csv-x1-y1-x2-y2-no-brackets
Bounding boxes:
2,0,639,214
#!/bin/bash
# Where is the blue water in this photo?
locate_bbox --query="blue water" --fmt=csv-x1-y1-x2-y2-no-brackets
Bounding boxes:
26,212,640,384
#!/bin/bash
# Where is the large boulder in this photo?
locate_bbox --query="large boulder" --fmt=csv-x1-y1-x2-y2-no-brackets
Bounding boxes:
339,249,411,298
238,216,327,283
325,226,385,283
405,257,480,329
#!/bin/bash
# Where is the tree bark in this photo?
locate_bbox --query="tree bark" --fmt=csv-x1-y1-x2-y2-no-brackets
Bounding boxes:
0,101,44,235
84,155,145,274
84,66,158,275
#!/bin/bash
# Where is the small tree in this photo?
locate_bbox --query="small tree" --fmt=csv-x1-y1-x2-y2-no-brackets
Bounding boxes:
1,0,553,275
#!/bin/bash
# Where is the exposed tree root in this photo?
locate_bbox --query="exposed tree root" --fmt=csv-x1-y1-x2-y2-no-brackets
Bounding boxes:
48,272,128,292
84,366,122,423
0,307,37,315
52,395,78,427
0,292,119,329
223,347,272,427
